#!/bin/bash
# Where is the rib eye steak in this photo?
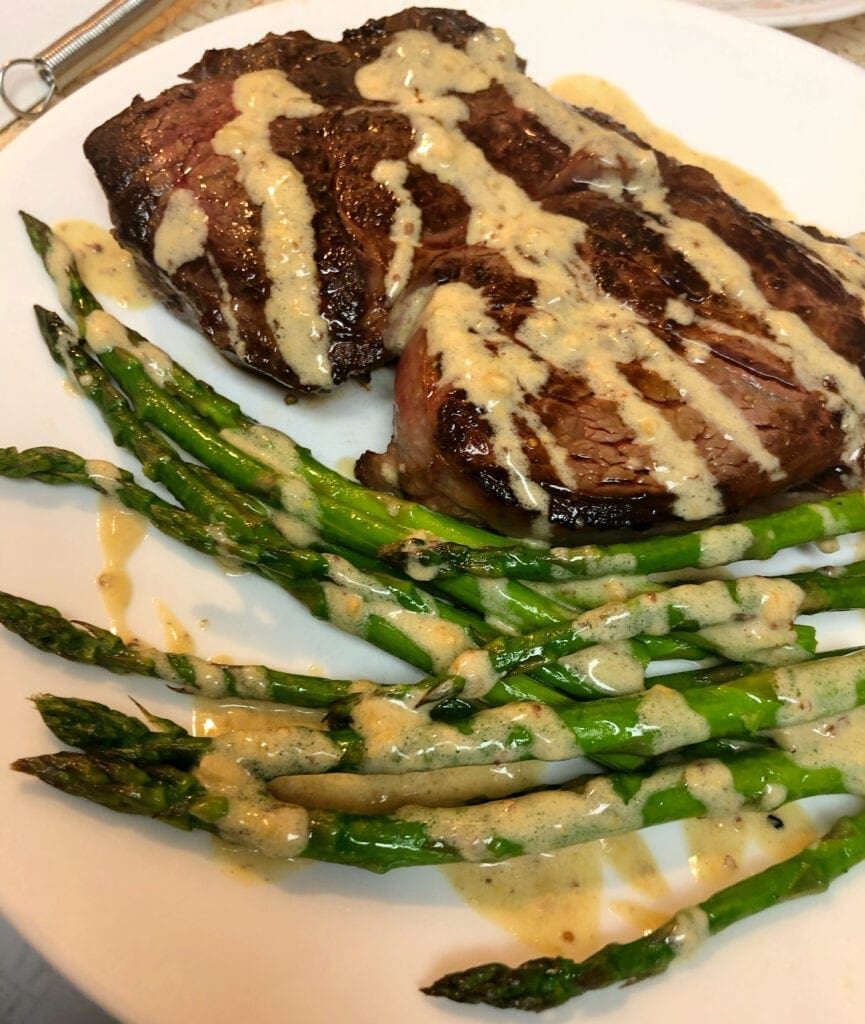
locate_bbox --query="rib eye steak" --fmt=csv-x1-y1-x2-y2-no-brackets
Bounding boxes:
84,7,865,538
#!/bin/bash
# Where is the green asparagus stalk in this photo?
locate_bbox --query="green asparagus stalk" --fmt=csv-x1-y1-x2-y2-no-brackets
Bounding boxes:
242,648,865,774
0,591,363,708
387,488,865,582
13,695,859,872
0,590,823,723
425,806,865,1009
24,645,865,776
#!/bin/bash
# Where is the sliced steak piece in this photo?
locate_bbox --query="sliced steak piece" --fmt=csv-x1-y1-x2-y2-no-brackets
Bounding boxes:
85,8,865,536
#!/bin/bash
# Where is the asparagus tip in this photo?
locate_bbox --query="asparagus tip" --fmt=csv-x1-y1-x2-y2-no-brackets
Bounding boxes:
20,211,52,257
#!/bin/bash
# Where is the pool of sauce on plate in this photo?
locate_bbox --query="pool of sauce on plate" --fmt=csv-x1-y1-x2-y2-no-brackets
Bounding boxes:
444,803,818,958
95,495,147,640
152,597,195,654
549,76,791,220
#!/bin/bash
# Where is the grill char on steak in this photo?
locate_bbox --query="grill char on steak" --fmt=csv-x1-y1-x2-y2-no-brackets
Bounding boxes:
84,8,865,538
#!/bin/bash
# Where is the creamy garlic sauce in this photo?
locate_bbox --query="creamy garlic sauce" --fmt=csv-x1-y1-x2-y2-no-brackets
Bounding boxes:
371,159,422,303
666,906,711,959
561,641,646,695
54,219,154,309
772,652,865,727
84,309,177,387
772,704,865,794
44,232,76,316
571,576,803,649
193,699,327,736
472,578,525,634
698,616,799,664
602,832,670,900
220,425,320,531
194,750,310,859
773,220,865,308
445,843,606,959
609,899,670,935
323,582,475,675
635,686,713,752
348,696,580,772
152,190,210,275
212,70,331,387
355,31,865,524
95,494,147,640
84,458,124,495
528,574,659,610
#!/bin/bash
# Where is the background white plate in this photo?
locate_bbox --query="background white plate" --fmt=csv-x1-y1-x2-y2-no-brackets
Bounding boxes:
2,1,865,1021
689,0,865,28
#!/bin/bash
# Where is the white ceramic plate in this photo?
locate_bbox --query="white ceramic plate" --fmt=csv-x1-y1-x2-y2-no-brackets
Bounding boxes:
687,0,865,27
3,1,865,1021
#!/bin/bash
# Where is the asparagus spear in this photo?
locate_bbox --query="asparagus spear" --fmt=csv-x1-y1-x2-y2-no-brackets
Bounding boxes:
13,695,858,872
0,589,823,721
0,590,362,708
22,644,865,776
425,806,865,1009
387,488,865,582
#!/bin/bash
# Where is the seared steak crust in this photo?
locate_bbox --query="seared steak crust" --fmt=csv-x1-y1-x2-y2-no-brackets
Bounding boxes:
85,8,865,537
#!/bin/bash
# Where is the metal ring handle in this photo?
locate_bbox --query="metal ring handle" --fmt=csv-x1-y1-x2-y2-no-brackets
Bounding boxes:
0,57,56,117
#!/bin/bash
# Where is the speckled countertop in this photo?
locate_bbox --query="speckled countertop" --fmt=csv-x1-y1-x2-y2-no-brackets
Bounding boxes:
1,1,865,1020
